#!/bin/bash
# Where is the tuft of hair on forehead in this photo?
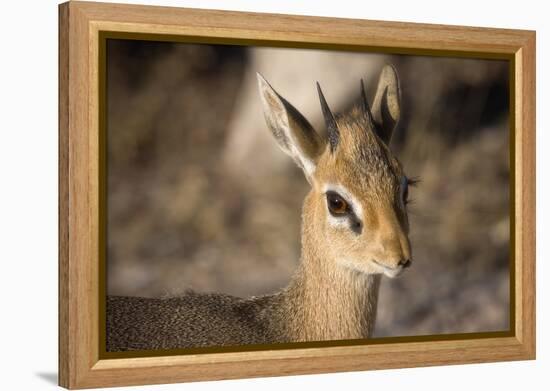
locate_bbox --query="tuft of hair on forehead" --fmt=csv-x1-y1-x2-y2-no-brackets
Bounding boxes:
329,105,403,194
335,106,388,161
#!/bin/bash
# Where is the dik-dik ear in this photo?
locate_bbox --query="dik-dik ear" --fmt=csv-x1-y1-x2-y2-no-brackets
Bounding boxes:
257,73,324,181
371,65,402,145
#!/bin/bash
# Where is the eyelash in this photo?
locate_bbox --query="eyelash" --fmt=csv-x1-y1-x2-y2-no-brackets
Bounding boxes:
403,176,419,206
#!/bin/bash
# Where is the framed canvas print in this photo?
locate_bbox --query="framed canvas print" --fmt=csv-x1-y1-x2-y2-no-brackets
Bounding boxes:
58,1,536,389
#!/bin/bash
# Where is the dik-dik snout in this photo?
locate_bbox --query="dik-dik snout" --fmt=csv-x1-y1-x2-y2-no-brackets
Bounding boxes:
369,203,412,277
365,198,412,276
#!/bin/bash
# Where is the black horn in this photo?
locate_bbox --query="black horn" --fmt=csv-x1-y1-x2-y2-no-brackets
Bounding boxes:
317,82,339,153
360,79,374,124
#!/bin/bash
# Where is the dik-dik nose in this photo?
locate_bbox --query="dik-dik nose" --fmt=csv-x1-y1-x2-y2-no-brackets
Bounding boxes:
398,258,412,268
384,253,411,269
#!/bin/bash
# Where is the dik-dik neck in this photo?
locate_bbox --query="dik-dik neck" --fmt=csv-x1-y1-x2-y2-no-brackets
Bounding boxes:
279,192,381,342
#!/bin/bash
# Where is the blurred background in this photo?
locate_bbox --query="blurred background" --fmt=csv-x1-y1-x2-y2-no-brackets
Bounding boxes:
106,39,510,337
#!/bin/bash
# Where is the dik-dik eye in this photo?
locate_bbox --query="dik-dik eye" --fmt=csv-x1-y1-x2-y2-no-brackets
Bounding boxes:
401,176,410,205
326,191,350,216
401,176,419,206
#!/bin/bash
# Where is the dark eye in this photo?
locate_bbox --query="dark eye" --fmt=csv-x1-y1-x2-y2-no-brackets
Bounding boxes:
326,191,349,215
402,177,410,205
401,176,419,206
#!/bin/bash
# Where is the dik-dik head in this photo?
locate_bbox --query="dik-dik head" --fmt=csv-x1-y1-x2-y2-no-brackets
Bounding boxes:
258,65,413,278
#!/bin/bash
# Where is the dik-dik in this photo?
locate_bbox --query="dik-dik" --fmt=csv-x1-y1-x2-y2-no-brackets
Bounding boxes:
107,65,413,351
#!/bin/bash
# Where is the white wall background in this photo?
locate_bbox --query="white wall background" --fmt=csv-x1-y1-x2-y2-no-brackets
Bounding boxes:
0,0,546,389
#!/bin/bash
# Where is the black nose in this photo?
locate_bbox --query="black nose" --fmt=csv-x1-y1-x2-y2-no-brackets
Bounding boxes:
399,259,412,268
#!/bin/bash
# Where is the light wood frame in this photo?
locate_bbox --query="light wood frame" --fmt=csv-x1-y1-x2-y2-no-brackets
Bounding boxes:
59,1,536,389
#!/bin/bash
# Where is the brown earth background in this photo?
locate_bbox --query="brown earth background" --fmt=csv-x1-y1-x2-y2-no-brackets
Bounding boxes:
106,39,510,337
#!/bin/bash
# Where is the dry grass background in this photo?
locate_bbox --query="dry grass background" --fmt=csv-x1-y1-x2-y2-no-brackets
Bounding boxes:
106,39,510,337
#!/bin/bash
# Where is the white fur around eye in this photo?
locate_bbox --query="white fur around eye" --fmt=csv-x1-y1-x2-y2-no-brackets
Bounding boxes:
327,214,350,229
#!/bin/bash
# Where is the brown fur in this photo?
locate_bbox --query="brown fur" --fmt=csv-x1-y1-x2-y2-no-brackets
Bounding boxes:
107,65,411,351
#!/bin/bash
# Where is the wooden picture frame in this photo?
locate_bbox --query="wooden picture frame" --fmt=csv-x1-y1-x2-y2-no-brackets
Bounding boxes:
59,1,536,389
